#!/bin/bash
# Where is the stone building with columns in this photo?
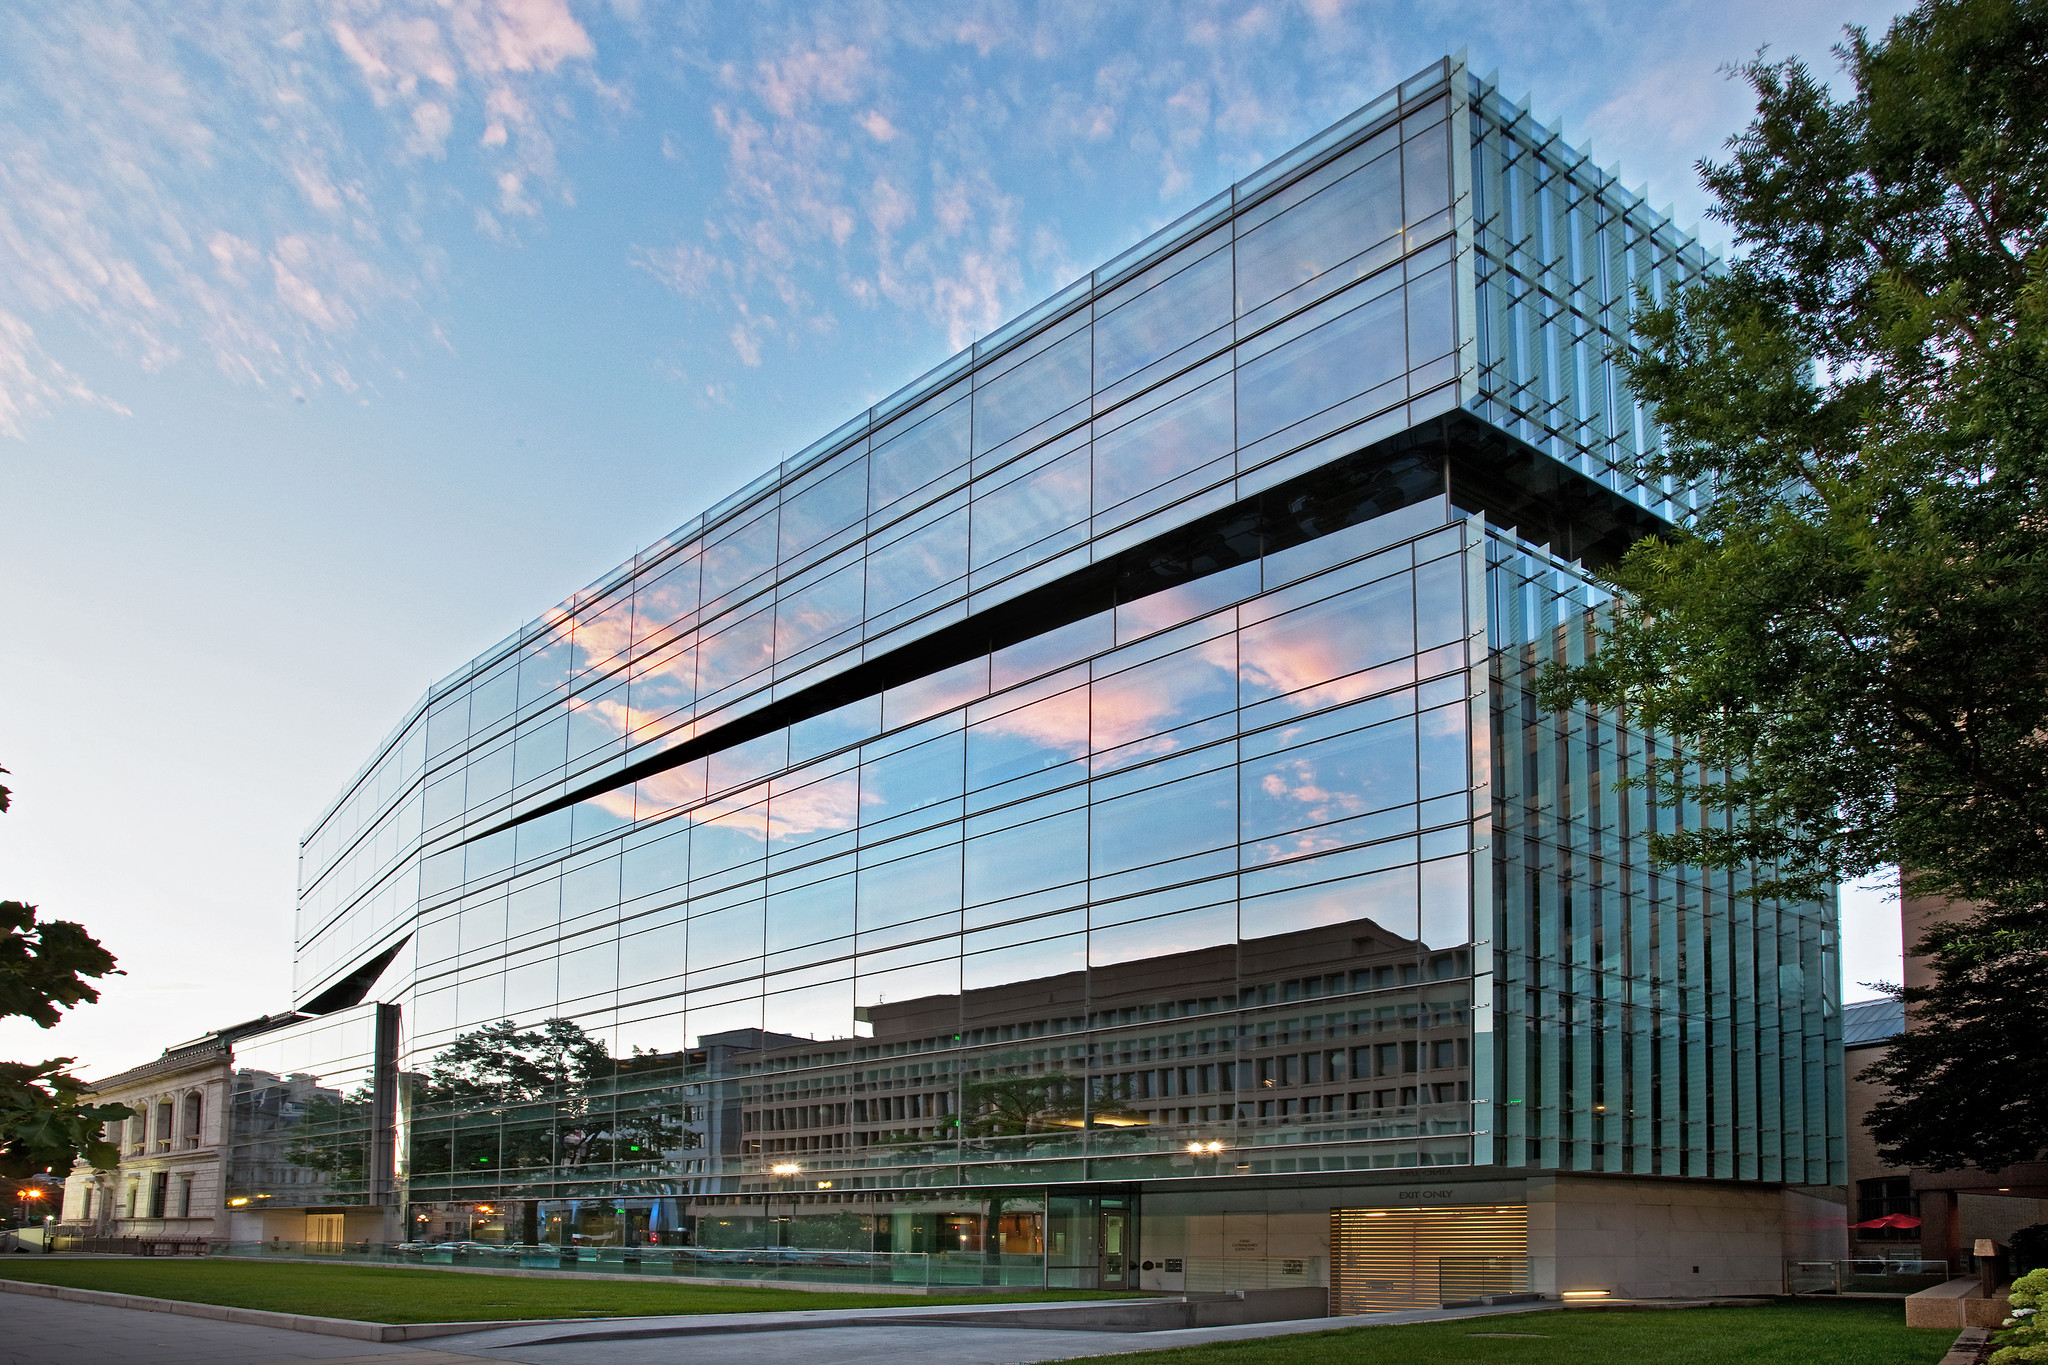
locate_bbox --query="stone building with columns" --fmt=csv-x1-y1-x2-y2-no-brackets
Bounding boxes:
57,1014,299,1243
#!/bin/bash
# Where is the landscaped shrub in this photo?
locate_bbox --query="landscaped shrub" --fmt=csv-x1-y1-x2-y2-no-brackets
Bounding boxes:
1993,1267,2048,1363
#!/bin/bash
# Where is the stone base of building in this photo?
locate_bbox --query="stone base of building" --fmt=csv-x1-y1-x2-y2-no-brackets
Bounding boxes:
226,1205,400,1247
1133,1170,1847,1309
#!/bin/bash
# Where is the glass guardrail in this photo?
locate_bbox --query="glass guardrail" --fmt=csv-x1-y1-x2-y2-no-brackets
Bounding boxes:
214,1240,1051,1287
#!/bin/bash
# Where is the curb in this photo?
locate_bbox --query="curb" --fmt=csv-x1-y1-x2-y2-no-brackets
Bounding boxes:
0,1277,591,1342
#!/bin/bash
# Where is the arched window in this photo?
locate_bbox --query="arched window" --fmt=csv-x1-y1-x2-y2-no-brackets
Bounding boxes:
126,1113,145,1156
182,1092,203,1148
155,1098,174,1152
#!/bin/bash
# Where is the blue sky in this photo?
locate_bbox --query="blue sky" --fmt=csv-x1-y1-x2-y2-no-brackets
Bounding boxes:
0,0,1905,1074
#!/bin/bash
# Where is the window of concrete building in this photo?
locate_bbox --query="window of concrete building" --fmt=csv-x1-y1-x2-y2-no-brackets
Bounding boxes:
1857,1177,1919,1241
148,1171,169,1219
177,1173,194,1218
155,1099,173,1152
80,1187,93,1221
182,1093,202,1149
124,1181,138,1218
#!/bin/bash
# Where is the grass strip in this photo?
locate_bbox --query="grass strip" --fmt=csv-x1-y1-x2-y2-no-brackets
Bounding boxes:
1051,1300,1952,1365
0,1257,1132,1323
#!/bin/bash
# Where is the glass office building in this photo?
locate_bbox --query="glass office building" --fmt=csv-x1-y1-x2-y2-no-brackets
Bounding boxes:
264,57,1846,1303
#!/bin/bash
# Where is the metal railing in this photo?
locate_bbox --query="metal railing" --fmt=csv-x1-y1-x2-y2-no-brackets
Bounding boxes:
1438,1255,1535,1304
47,1235,211,1256
1785,1258,1952,1296
213,1240,1050,1287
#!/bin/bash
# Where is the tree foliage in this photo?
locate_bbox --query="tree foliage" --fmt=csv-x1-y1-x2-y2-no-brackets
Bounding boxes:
408,1018,688,1175
415,1017,612,1106
0,767,131,1176
1536,0,2048,1171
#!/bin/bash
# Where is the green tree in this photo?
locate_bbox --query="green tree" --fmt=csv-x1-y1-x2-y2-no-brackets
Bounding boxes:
1536,0,2048,1170
416,1017,612,1105
0,767,133,1177
410,1018,662,1174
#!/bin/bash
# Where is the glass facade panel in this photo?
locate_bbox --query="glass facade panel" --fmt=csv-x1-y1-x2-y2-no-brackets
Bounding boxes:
289,56,1839,1269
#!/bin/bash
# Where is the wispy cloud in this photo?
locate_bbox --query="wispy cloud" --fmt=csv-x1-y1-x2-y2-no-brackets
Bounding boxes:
0,0,1894,433
0,0,600,431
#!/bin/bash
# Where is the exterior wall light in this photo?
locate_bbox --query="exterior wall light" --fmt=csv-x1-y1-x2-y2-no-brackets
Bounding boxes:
770,1163,802,1176
1561,1289,1611,1299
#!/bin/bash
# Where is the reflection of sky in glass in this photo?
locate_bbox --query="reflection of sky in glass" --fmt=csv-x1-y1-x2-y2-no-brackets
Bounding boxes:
426,537,1481,1050
296,73,1501,1017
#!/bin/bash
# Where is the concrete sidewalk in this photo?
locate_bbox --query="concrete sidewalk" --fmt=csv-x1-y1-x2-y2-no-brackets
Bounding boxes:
2,1281,1764,1365
431,1297,1575,1365
0,1293,467,1365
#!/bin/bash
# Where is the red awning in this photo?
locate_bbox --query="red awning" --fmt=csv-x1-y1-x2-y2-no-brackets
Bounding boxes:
1853,1213,1923,1229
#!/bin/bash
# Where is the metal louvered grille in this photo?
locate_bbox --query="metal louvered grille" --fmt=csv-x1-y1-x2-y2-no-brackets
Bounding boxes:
1329,1204,1529,1313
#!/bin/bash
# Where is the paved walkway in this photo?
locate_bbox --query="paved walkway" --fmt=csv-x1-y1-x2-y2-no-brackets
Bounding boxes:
0,1294,470,1365
3,1288,1752,1365
431,1298,1567,1365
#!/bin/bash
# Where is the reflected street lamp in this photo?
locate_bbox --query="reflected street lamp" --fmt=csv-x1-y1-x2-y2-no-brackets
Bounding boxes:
769,1164,802,1248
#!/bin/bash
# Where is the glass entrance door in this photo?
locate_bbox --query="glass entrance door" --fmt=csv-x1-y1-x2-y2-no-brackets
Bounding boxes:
1100,1210,1129,1288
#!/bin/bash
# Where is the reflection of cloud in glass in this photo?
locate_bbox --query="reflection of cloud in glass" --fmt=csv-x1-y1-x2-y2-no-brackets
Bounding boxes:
1087,636,1235,755
696,610,774,693
571,600,634,676
1241,580,1414,711
766,770,859,842
1241,637,1402,713
974,686,1089,757
632,564,699,645
626,639,696,734
1243,865,1418,941
575,693,632,740
1250,752,1366,861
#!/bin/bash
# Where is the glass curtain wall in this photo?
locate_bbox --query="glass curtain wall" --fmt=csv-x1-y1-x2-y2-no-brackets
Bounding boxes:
226,1005,395,1213
287,54,1843,1249
290,60,1469,1003
1484,537,1842,1184
1464,71,1716,525
398,505,1485,1221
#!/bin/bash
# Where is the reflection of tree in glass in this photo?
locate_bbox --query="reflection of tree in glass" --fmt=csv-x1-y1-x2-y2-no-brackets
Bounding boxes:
960,1067,1136,1136
412,1020,688,1175
418,1019,610,1104
283,1085,370,1191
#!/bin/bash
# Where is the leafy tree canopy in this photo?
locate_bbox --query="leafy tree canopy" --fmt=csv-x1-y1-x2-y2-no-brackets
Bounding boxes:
1535,0,2048,1171
1538,0,2048,911
417,1017,613,1106
0,767,131,1176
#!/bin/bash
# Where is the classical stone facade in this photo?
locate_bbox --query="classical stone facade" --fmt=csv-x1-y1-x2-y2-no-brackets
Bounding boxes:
58,1015,299,1244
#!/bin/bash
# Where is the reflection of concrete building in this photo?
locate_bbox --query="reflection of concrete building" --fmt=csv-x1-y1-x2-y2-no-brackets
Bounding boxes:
222,1003,402,1246
285,56,1845,1306
1842,998,1918,1256
56,1014,300,1245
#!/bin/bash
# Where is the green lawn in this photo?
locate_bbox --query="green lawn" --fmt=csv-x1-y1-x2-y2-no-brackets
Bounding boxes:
0,1257,1133,1323
1064,1301,1953,1365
